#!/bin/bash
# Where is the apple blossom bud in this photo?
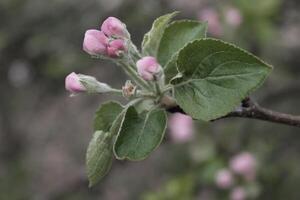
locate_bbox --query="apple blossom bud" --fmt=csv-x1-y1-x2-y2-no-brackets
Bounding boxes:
136,56,162,81
215,169,234,189
230,187,246,200
101,17,128,38
107,39,126,58
168,113,194,143
225,7,243,27
83,30,108,56
230,152,257,181
65,72,86,94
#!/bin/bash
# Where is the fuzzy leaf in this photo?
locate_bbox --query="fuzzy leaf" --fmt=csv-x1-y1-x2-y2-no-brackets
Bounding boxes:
172,39,272,121
114,107,167,161
142,11,179,56
86,131,113,187
94,101,123,131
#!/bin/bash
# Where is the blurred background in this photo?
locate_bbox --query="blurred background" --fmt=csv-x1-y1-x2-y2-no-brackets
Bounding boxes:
0,0,300,199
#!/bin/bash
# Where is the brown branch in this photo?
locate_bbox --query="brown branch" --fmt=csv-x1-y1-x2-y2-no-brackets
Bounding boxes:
167,97,300,127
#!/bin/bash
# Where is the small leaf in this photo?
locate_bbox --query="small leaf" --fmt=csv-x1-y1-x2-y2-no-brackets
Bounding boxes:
114,107,167,161
158,20,207,67
142,11,179,56
172,39,272,121
94,101,123,131
86,131,113,187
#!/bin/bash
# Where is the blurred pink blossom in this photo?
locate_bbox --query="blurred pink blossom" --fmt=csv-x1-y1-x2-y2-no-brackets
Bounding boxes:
83,29,108,56
136,56,161,81
230,152,257,181
101,16,128,38
198,8,222,36
215,168,234,189
225,7,243,27
230,187,246,200
168,113,194,143
65,72,86,94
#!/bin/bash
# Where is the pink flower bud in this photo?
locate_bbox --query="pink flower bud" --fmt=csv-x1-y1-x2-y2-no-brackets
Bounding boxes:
83,29,108,56
65,72,86,93
230,152,257,181
198,8,222,36
225,7,243,27
107,39,126,58
101,17,128,38
230,187,246,200
136,56,162,81
215,169,234,189
168,113,194,143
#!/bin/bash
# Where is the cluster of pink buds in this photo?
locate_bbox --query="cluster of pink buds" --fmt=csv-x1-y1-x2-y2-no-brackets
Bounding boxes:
168,112,194,143
83,17,129,58
214,152,258,200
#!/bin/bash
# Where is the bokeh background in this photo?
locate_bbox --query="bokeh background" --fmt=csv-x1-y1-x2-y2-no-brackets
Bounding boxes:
1,0,300,199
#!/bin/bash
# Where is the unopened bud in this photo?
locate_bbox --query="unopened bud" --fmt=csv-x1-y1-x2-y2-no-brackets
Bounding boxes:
101,17,129,38
65,72,86,94
83,30,108,56
107,39,127,58
136,56,162,81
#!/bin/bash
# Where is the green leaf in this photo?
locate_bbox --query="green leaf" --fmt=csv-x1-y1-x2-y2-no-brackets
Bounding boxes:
158,20,207,67
86,131,114,187
163,54,179,83
142,11,179,57
94,101,123,131
114,107,167,161
172,38,272,121
87,101,124,186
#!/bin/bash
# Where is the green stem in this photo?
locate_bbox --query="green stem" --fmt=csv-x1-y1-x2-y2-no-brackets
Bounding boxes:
118,61,152,91
154,82,161,96
110,89,123,95
161,84,173,94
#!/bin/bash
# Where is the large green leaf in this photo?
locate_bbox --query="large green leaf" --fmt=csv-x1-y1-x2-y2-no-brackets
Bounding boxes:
94,101,123,131
158,20,207,66
172,39,272,121
114,107,167,161
86,131,114,187
142,11,179,56
157,20,207,82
